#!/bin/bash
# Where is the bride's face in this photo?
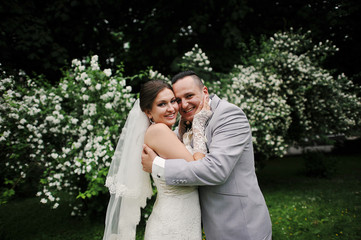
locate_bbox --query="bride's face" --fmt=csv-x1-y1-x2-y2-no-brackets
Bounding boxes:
146,88,178,127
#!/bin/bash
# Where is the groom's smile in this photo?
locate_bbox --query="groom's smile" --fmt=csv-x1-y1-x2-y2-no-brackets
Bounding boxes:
183,106,196,116
184,108,195,113
173,76,209,122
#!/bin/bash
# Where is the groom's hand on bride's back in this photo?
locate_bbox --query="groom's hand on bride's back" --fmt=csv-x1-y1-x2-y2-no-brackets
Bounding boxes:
141,144,156,173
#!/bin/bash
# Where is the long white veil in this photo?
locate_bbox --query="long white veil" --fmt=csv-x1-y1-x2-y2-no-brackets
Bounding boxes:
103,99,153,240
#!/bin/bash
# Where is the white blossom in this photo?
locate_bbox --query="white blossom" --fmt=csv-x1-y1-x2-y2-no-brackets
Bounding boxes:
104,69,112,77
84,78,92,86
105,103,112,109
80,72,88,80
71,118,79,124
74,142,81,149
72,59,81,67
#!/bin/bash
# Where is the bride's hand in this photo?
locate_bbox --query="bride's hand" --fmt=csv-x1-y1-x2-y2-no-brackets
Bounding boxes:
202,94,210,111
191,95,212,159
195,94,210,115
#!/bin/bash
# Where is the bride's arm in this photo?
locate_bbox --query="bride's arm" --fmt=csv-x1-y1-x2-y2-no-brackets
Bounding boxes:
191,95,212,160
144,123,195,162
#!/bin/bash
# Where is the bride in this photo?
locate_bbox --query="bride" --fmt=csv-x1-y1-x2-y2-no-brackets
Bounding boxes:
102,80,211,240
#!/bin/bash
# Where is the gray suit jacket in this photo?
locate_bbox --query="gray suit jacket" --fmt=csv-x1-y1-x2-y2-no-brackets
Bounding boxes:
165,95,272,240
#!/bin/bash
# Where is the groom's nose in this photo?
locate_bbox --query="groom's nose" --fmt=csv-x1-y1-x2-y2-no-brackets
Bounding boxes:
181,99,188,109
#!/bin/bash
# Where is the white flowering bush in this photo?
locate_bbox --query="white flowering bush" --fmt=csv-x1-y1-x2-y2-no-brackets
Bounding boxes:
226,66,292,161
0,55,138,215
177,44,228,98
243,29,361,146
148,68,170,84
1,29,360,217
179,44,213,72
0,71,52,204
177,44,291,163
177,30,361,167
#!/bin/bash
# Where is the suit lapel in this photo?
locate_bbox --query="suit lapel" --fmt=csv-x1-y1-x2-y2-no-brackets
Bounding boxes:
209,94,220,111
206,94,220,128
203,95,221,153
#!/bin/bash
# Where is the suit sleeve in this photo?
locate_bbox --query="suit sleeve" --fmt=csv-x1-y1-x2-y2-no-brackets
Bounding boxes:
165,104,252,186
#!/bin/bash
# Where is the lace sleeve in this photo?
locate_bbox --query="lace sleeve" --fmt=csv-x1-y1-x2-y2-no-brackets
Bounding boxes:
192,109,212,154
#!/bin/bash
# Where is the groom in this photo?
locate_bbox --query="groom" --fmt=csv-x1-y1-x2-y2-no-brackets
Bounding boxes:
142,70,272,240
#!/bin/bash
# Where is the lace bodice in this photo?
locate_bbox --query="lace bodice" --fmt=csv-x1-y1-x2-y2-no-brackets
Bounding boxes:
144,174,201,240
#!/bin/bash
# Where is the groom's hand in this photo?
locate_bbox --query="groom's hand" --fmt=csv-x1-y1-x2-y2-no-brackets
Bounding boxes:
141,144,157,173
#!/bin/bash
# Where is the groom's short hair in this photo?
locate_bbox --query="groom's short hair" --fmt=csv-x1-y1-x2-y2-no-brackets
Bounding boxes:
171,70,204,90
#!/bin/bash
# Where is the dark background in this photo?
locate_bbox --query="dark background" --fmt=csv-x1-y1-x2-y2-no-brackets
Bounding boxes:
1,0,360,86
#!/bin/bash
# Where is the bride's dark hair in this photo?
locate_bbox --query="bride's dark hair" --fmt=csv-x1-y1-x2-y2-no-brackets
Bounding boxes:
139,80,173,112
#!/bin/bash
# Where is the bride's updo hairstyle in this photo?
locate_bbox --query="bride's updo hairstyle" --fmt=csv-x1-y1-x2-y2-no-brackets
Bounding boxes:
139,80,173,112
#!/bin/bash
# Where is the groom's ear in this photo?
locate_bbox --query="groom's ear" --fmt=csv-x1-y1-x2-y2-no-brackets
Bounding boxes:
202,86,209,96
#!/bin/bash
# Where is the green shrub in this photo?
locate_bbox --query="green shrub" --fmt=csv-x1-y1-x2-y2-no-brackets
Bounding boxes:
0,56,145,215
175,29,361,167
1,28,360,218
303,151,337,178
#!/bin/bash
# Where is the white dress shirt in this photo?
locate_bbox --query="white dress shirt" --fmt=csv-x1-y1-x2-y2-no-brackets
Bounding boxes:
153,156,166,180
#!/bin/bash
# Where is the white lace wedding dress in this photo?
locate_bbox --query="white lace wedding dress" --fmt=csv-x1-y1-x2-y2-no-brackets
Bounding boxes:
144,109,212,240
103,100,210,240
144,173,202,240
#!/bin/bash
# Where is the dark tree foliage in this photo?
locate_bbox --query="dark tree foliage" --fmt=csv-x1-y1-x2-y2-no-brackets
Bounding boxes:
245,0,361,85
0,0,126,83
0,0,360,85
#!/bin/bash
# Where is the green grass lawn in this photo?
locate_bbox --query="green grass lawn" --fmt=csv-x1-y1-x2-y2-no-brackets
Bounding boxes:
0,197,104,240
1,153,360,240
258,153,361,239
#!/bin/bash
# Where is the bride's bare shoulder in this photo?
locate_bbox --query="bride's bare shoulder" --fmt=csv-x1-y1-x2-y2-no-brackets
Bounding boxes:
145,123,174,139
146,123,171,133
144,123,193,161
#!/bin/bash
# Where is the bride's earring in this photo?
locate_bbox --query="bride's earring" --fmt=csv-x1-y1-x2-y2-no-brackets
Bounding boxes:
149,118,155,125
146,111,155,124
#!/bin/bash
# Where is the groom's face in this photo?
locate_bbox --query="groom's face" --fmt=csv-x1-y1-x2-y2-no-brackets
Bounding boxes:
172,76,208,122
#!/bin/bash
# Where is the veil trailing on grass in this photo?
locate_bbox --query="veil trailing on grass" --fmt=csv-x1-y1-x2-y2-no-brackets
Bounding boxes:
103,99,153,240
